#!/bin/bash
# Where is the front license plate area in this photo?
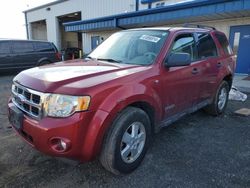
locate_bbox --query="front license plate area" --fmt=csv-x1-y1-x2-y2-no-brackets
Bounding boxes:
9,104,24,131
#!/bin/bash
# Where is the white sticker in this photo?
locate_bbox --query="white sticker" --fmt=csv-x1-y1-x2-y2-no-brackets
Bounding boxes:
139,35,161,43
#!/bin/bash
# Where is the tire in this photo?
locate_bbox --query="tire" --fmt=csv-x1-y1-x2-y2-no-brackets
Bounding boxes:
39,60,50,66
99,107,152,175
204,81,229,116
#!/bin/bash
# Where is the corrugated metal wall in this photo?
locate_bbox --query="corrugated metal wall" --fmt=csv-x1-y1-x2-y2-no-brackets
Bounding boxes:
82,0,135,19
26,0,135,50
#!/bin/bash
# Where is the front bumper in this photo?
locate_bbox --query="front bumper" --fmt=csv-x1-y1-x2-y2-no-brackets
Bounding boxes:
8,101,107,162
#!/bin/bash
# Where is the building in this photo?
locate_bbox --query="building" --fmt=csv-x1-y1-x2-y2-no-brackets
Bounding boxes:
24,0,250,74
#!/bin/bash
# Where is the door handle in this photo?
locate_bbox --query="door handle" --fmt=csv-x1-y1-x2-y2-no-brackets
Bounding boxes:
192,68,199,75
217,62,223,68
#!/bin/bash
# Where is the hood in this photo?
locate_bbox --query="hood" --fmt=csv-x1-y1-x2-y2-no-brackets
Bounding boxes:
14,59,149,94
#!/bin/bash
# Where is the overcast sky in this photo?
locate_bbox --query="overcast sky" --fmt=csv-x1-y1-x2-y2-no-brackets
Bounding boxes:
0,0,55,39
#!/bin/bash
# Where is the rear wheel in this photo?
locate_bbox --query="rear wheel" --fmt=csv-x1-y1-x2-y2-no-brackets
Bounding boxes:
204,81,229,116
99,107,151,175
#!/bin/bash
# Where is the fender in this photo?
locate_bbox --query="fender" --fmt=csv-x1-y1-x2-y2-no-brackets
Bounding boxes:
211,62,233,98
81,83,162,160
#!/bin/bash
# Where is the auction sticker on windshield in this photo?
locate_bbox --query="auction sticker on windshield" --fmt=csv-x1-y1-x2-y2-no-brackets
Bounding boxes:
140,35,161,43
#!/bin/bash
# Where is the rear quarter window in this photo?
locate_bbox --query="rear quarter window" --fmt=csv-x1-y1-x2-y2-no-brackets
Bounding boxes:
0,41,11,54
197,33,218,59
215,33,233,55
35,42,55,52
12,41,34,53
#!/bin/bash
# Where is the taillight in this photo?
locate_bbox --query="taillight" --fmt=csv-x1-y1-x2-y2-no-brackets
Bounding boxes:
56,52,61,61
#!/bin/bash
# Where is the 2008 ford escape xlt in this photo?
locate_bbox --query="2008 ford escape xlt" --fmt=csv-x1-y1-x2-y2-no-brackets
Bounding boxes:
8,25,236,175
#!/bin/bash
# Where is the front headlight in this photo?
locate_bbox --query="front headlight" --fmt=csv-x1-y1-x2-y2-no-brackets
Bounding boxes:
44,94,90,117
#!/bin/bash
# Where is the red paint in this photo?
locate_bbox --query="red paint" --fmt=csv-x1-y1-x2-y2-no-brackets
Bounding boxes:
8,28,235,162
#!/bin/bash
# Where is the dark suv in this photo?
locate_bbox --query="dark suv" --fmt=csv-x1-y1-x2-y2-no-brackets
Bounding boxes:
8,25,235,175
0,39,61,72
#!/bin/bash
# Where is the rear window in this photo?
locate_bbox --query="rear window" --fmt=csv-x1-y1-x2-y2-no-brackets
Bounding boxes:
35,42,55,52
197,33,218,59
0,41,11,54
215,33,233,55
12,41,34,53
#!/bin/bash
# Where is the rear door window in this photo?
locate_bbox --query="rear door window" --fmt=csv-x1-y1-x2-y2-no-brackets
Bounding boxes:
12,41,34,53
35,42,54,52
215,33,233,55
197,33,218,59
0,41,11,54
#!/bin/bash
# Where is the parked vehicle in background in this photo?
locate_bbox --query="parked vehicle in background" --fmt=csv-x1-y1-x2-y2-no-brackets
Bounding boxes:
62,47,82,60
0,39,61,73
8,25,235,175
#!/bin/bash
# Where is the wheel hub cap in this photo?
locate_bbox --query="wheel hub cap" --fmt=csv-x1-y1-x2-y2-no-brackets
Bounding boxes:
218,87,227,110
120,122,146,163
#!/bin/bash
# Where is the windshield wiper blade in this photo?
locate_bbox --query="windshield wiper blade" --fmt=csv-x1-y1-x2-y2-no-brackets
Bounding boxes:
97,58,122,63
85,56,94,60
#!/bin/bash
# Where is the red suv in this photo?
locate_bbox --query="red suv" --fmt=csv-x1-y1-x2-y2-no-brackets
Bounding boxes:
8,25,235,174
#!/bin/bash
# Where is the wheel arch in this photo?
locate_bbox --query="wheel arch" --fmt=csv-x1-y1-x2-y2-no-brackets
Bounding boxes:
82,85,162,161
128,101,156,133
223,74,233,90
37,57,51,66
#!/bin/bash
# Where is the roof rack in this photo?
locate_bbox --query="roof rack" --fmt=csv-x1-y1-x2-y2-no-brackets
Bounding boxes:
183,23,216,30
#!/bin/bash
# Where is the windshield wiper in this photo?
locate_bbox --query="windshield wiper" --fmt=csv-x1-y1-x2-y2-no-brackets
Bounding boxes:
85,56,94,60
97,58,122,63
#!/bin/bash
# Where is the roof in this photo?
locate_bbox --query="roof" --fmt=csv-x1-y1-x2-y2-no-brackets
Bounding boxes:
0,39,52,43
126,27,211,33
63,0,250,33
128,27,171,31
23,0,68,13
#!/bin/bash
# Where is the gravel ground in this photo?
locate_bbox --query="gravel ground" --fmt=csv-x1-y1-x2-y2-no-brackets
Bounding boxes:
0,74,250,188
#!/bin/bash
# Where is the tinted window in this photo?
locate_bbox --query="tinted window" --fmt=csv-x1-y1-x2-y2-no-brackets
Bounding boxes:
0,41,11,54
215,33,232,55
171,34,196,61
35,42,54,52
12,41,34,53
197,33,217,59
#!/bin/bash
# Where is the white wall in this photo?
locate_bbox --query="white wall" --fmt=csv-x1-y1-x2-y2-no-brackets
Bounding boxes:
82,17,250,54
26,0,136,50
82,30,120,54
161,17,250,37
27,0,250,54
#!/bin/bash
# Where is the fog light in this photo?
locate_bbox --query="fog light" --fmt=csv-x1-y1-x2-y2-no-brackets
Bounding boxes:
50,137,71,153
60,140,67,150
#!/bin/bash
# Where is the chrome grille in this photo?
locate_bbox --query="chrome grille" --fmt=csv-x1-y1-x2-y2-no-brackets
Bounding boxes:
12,83,44,119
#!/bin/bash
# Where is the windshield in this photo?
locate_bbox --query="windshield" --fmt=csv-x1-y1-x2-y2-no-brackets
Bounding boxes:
88,30,169,65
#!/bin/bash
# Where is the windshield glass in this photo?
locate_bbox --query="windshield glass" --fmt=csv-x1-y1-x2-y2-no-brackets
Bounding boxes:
88,30,169,65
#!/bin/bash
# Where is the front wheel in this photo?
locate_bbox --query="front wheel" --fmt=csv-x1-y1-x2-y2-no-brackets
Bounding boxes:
204,81,229,116
99,107,152,175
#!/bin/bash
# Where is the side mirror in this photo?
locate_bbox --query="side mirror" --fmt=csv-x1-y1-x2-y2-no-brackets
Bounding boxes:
165,53,191,67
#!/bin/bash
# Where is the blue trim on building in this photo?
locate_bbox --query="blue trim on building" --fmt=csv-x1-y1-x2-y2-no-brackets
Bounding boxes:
141,0,164,4
64,0,249,32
